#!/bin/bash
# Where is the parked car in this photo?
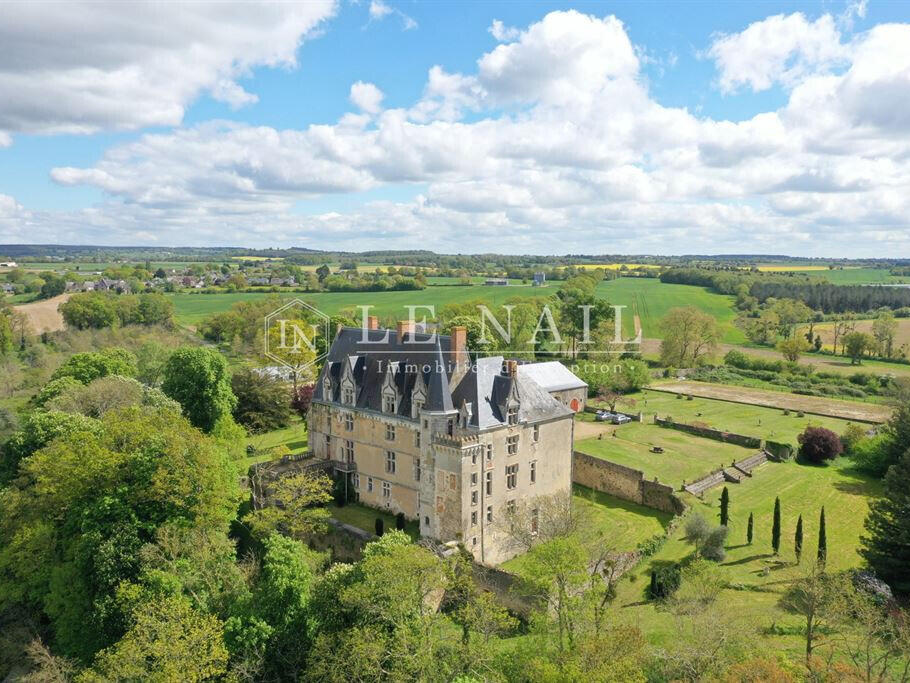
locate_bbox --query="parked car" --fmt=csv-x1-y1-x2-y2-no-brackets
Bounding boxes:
595,410,631,424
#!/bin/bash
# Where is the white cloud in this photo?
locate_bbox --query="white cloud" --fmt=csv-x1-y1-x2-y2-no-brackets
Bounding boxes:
368,0,417,30
0,1,335,136
1,8,906,256
708,12,849,92
0,131,11,148
349,81,385,114
489,20,520,42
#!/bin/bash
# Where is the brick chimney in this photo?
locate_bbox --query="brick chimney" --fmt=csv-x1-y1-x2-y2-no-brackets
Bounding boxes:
503,359,518,377
367,315,379,330
396,320,415,340
451,325,467,365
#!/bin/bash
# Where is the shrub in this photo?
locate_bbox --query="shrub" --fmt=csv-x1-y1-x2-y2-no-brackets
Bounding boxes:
797,426,843,464
840,423,867,453
850,434,891,476
702,526,729,562
291,384,315,418
374,517,385,537
231,368,292,434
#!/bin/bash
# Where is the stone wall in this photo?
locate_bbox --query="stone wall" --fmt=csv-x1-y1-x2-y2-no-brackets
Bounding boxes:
765,440,795,461
654,417,762,449
572,451,685,515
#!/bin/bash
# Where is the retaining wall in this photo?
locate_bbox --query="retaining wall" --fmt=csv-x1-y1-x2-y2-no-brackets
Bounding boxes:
572,451,685,515
654,417,762,449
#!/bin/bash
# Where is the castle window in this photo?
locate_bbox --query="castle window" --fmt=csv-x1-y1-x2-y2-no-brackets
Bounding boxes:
506,464,518,490
506,499,516,515
447,418,454,436
471,490,478,506
471,472,477,486
415,431,421,447
385,451,396,474
486,444,493,462
486,505,493,523
471,511,477,526
530,460,537,484
382,481,391,498
507,405,518,425
343,387,354,405
324,434,331,451
383,394,396,414
413,398,424,417
531,508,539,535
385,424,396,441
414,459,421,482
533,424,540,442
344,413,354,431
367,477,374,492
485,471,493,495
352,473,360,489
342,440,354,462
507,435,519,455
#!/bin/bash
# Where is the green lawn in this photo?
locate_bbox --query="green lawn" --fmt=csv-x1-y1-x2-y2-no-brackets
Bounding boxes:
610,389,857,444
612,456,881,656
594,278,744,343
576,423,755,486
242,419,308,468
501,485,672,573
327,502,419,540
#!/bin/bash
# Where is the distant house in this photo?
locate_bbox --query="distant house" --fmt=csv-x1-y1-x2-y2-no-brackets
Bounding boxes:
249,276,270,286
485,278,509,286
1,283,14,294
96,278,130,293
516,361,588,412
0,261,17,268
532,272,546,286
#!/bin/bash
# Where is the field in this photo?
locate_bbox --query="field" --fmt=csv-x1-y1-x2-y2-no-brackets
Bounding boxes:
13,293,68,333
575,263,661,270
610,389,857,444
613,456,881,656
811,317,910,352
575,422,755,486
654,380,893,423
595,278,744,343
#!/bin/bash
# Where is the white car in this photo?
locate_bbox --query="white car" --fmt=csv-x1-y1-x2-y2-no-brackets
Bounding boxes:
595,411,631,424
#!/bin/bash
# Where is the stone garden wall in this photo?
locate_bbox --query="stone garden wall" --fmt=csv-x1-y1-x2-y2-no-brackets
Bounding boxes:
572,451,685,515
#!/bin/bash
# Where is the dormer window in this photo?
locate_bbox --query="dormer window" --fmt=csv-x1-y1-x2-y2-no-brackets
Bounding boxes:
383,394,396,414
343,387,355,406
507,405,518,425
323,377,332,400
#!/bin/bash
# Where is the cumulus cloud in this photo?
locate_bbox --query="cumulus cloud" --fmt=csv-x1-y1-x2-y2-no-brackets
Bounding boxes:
3,8,907,256
0,1,335,136
489,20,520,42
349,81,385,114
708,12,849,92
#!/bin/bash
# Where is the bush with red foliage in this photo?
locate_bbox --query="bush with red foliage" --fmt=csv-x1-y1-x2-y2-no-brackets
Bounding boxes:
797,426,843,464
291,384,315,418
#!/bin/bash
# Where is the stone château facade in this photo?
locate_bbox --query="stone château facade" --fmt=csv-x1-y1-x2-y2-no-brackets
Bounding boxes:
308,318,583,565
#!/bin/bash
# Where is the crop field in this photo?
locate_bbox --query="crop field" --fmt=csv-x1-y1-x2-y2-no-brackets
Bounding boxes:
574,263,661,270
169,284,554,326
575,422,755,486
609,389,857,445
811,317,910,352
654,380,893,422
13,293,68,333
595,278,744,343
613,456,881,655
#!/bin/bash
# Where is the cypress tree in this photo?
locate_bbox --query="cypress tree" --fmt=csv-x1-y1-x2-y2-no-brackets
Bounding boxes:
772,497,782,555
375,517,384,537
860,450,910,593
795,514,803,564
747,512,754,545
817,507,827,566
649,571,658,599
719,487,730,527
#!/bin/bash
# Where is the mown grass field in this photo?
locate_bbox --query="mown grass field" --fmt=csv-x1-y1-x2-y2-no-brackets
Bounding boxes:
609,389,857,444
501,485,673,573
327,502,420,540
575,422,755,486
594,278,744,343
613,456,881,656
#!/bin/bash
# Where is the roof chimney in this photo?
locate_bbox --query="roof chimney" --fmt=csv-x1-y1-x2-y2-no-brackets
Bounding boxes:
367,315,379,330
396,320,415,340
451,325,467,366
504,359,518,378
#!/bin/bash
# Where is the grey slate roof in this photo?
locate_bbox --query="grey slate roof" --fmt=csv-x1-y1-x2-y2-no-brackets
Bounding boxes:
316,326,575,427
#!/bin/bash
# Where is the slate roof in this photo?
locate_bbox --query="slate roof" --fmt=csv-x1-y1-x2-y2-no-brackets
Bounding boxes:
316,326,575,427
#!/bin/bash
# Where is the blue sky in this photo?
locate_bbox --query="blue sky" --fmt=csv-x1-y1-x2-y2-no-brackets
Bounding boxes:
1,0,909,255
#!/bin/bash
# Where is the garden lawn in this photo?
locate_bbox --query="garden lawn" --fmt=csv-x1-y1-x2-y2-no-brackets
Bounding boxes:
501,485,672,574
612,456,881,658
609,389,857,445
243,418,308,468
594,278,744,343
575,423,754,487
327,502,419,540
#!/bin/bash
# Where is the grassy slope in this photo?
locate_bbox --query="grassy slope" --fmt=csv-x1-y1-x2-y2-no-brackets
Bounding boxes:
594,278,745,343
613,457,880,655
612,389,857,444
